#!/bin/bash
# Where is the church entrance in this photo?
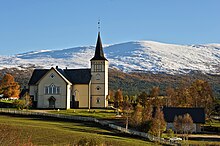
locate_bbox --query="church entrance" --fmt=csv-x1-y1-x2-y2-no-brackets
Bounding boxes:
48,96,56,108
71,95,79,108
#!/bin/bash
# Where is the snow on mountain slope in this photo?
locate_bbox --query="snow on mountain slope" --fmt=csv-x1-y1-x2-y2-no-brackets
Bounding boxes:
0,41,219,74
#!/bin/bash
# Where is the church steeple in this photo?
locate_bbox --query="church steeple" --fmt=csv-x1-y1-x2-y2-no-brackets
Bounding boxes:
91,32,107,60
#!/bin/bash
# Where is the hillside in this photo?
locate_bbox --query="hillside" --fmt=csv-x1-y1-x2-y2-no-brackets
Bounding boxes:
0,41,219,74
0,68,219,98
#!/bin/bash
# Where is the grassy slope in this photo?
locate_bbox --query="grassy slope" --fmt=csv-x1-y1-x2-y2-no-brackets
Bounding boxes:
0,115,156,146
50,109,117,119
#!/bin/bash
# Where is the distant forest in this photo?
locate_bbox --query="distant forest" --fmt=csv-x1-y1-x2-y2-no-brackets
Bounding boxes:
0,67,219,98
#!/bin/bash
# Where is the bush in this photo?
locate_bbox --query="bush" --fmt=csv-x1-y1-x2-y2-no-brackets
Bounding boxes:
13,100,26,110
166,128,174,138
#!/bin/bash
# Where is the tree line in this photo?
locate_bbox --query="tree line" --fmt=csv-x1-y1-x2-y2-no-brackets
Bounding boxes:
109,79,215,137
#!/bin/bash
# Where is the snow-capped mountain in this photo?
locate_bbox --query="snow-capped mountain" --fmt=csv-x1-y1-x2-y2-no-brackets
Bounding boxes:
0,41,219,74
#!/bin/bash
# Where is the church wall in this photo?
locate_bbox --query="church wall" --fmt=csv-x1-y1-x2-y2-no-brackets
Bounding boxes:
91,95,106,108
72,84,90,108
37,69,69,109
104,61,109,107
91,60,108,108
66,84,71,109
29,85,38,101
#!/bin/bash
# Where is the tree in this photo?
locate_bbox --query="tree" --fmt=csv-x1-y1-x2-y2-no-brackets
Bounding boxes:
166,87,177,107
182,113,194,140
121,100,133,129
13,92,32,110
141,103,153,132
173,115,183,134
149,107,166,137
114,89,123,114
150,87,161,107
142,103,153,123
23,92,32,109
0,74,20,98
108,90,115,103
137,92,148,107
189,80,214,118
130,103,143,128
173,113,194,141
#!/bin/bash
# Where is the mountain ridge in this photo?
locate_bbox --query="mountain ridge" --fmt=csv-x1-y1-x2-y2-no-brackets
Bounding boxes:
0,40,219,74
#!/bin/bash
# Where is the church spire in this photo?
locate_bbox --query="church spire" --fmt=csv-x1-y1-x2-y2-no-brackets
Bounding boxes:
91,32,107,60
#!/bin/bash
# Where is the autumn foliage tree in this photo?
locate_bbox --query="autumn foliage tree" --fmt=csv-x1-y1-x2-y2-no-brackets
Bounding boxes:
114,89,123,110
130,104,143,128
149,107,166,137
165,79,214,117
0,74,20,98
13,92,32,110
137,91,148,107
150,87,162,107
173,113,194,140
189,80,214,118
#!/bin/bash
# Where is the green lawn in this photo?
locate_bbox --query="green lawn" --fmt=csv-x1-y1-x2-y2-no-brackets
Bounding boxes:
49,109,118,119
205,119,220,128
0,100,14,104
181,140,220,146
0,114,156,146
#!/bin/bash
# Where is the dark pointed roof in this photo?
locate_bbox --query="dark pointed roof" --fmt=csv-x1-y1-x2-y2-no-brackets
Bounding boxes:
91,32,107,61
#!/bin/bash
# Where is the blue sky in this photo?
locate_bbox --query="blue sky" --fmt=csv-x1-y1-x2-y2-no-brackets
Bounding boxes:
0,0,219,55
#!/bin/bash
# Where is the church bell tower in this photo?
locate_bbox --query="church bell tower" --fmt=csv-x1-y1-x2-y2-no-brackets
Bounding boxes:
90,32,108,107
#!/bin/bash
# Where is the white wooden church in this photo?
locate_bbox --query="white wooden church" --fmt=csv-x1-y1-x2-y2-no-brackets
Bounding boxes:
28,32,109,109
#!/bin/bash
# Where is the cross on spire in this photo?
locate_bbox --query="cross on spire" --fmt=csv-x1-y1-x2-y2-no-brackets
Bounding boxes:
98,19,101,32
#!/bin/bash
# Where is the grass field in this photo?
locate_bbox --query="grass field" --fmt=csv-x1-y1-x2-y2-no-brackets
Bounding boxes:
0,114,156,146
49,109,118,119
181,140,220,146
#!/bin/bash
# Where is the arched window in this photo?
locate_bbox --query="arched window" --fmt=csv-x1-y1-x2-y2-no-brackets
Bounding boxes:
96,97,100,104
45,84,60,94
96,86,101,91
96,74,101,80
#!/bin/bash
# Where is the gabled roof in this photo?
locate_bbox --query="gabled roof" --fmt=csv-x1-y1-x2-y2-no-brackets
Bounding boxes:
91,32,107,61
28,69,49,85
163,107,205,124
64,69,91,84
28,68,91,85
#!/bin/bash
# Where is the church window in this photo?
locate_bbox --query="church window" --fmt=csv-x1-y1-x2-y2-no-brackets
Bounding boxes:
96,86,101,91
50,73,55,78
94,62,103,72
45,84,60,95
96,97,100,104
96,74,101,80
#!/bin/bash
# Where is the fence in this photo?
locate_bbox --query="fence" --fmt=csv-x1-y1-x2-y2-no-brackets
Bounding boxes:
0,108,178,145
